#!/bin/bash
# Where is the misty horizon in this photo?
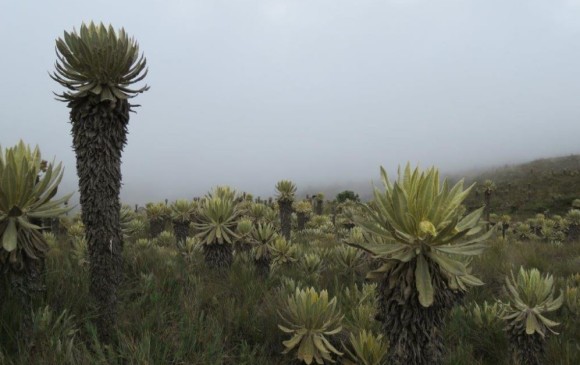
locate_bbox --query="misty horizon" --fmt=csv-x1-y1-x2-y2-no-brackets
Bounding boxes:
2,1,580,207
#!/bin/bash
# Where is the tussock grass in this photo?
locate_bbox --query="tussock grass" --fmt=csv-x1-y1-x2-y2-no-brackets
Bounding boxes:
0,229,578,364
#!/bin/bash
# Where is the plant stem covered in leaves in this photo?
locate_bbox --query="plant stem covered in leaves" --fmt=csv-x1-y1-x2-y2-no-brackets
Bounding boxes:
51,22,149,343
376,258,462,365
349,164,491,365
275,180,296,241
69,96,129,342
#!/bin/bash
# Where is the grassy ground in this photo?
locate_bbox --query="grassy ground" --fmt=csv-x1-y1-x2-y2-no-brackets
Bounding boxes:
460,154,580,218
1,227,579,364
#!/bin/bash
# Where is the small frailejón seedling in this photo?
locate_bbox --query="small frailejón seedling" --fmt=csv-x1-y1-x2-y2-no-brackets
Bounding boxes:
270,236,298,269
503,267,563,365
347,164,492,365
249,222,277,277
342,329,389,365
278,287,344,364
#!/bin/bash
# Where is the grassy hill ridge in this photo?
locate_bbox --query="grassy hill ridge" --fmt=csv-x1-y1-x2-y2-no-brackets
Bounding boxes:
304,154,580,219
445,154,580,218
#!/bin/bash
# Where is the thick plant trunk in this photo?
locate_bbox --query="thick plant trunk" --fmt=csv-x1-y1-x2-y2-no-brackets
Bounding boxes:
9,271,32,344
203,243,233,270
568,224,580,242
502,223,509,240
70,97,128,343
149,218,164,238
315,200,323,215
376,259,462,365
507,327,545,365
51,217,60,235
279,201,292,241
297,212,308,231
484,191,492,231
172,221,190,244
9,256,45,344
235,240,251,253
254,255,271,278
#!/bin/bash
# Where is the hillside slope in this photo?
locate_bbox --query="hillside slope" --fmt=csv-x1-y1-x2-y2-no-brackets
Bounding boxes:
459,154,580,218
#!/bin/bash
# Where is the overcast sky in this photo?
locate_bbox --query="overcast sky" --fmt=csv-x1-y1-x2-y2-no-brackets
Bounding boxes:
1,0,579,205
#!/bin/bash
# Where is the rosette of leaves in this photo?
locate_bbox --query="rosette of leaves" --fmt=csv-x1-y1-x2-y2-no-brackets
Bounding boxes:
208,185,238,202
250,222,277,277
314,193,325,215
0,144,71,343
52,22,149,343
234,217,254,252
527,214,545,236
146,202,170,238
240,192,254,202
170,199,196,244
120,204,139,240
565,209,580,241
347,164,491,365
235,199,254,217
551,214,564,227
300,253,325,283
264,206,279,226
468,300,506,328
135,238,151,248
71,235,89,268
155,230,176,247
341,283,379,332
178,236,202,263
67,221,85,242
276,180,297,203
0,142,72,268
277,276,304,297
194,196,239,270
270,236,298,269
294,200,313,231
348,226,367,245
51,22,148,103
247,203,267,224
563,274,580,317
0,142,71,339
564,285,579,316
541,224,566,245
307,215,333,233
313,247,333,262
458,300,509,363
499,214,511,239
332,245,365,278
278,287,344,364
567,273,580,287
513,223,536,241
342,330,389,365
503,267,563,365
124,218,147,242
336,200,358,231
42,232,58,251
276,180,297,241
